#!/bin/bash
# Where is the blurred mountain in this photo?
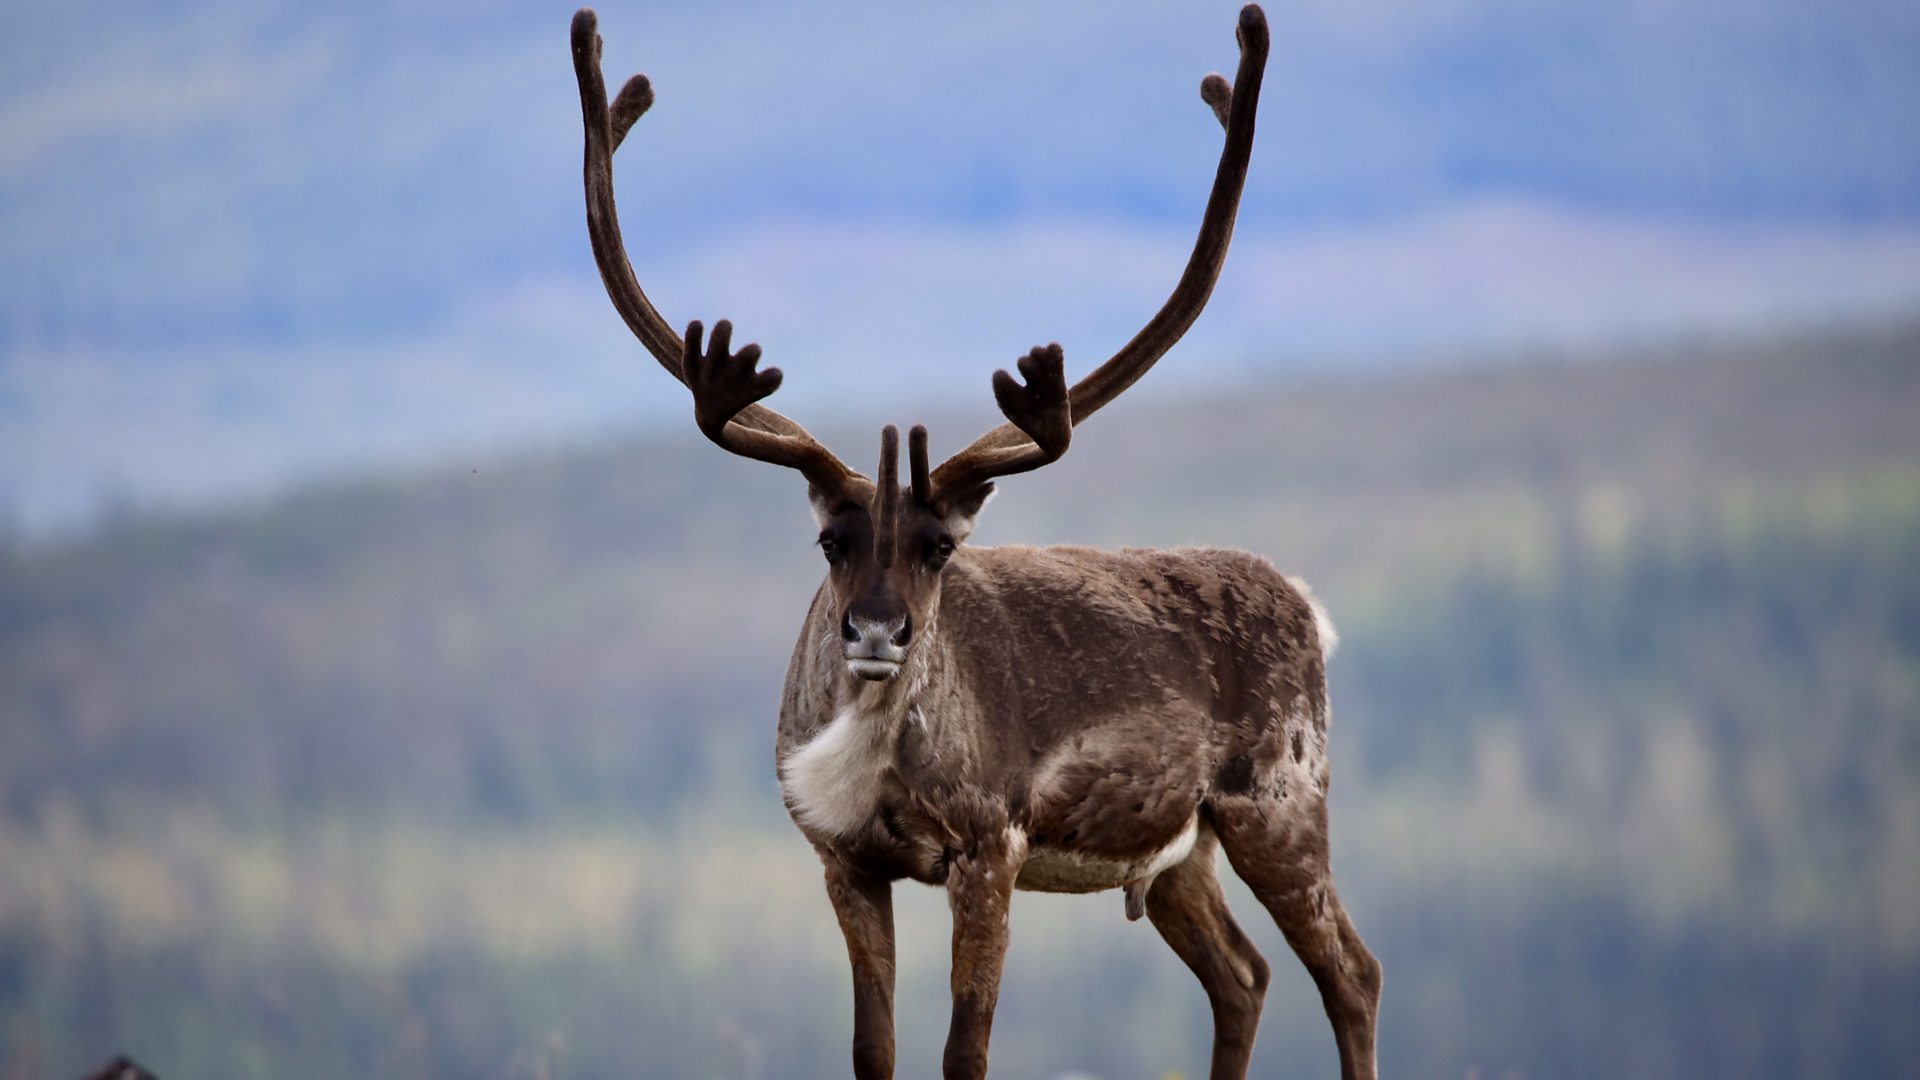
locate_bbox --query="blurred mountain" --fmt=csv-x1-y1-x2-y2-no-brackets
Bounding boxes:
2,320,1916,1077
5,0,1920,533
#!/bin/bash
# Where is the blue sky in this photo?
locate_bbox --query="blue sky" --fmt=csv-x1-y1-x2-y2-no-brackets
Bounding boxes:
3,0,1919,532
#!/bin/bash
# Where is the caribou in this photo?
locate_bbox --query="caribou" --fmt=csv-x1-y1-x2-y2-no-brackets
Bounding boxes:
570,6,1380,1077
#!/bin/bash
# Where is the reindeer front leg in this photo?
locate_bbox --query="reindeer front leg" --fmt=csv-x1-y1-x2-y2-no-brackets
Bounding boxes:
822,858,897,1080
942,829,1024,1079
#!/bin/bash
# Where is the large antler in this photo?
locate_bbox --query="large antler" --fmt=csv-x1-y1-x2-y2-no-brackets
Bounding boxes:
571,9,862,497
927,4,1270,501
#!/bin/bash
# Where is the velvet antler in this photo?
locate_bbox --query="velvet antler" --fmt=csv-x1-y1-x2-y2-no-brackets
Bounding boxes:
572,9,862,498
926,344,1073,496
874,426,901,568
925,4,1270,503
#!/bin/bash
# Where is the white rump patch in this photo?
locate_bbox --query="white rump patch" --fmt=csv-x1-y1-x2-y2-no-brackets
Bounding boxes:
1286,574,1339,661
779,707,892,838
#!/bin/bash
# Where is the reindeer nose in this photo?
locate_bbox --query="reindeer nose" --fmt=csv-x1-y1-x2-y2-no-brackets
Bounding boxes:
842,607,911,664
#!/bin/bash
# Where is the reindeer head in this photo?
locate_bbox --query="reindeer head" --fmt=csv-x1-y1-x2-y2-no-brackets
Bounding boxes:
570,6,1268,683
809,402,1049,682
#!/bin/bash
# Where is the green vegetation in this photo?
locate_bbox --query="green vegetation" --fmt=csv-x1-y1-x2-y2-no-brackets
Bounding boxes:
2,323,1916,1077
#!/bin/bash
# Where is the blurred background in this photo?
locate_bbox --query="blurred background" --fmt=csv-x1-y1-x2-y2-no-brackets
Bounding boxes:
2,0,1917,1076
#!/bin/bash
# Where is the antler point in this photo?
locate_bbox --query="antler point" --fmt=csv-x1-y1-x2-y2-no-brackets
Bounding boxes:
570,10,602,63
1236,5,1270,53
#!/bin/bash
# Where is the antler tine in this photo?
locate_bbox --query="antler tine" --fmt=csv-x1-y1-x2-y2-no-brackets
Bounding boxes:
875,426,901,568
609,73,654,151
928,5,1269,493
681,319,863,495
927,343,1072,497
908,426,932,504
1200,72,1233,130
571,9,862,493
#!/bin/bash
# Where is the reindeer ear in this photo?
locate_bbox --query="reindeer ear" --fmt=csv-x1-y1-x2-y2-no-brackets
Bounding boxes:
941,483,996,544
808,485,836,531
810,484,840,530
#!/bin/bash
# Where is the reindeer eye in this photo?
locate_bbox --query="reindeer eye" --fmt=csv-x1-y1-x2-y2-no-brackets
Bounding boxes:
819,532,845,564
929,536,956,569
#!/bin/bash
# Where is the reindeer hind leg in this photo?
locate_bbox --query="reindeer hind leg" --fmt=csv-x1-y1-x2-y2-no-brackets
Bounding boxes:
1143,827,1270,1080
1209,795,1381,1080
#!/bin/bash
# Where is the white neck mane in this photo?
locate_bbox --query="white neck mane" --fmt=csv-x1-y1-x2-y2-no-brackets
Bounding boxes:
780,620,938,837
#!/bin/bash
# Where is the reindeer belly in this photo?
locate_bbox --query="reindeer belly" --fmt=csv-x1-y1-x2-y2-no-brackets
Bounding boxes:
1016,814,1200,893
1017,715,1214,894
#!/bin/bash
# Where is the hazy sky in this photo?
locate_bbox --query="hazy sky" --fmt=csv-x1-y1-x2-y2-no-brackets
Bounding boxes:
3,0,1919,532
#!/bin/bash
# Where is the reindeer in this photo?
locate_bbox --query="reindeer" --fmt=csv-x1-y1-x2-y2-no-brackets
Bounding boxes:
570,6,1379,1077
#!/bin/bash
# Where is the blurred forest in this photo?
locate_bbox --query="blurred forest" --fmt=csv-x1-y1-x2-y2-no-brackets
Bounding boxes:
2,321,1917,1078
